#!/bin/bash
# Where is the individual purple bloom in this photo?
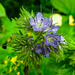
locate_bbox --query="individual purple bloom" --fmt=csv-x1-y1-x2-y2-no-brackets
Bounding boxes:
44,17,60,33
42,46,52,58
45,34,60,48
29,12,47,31
35,48,42,54
35,43,43,54
35,42,44,54
35,42,52,58
45,34,66,48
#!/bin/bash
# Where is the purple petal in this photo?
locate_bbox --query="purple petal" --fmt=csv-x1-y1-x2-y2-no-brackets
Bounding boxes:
44,34,60,48
54,41,59,46
29,18,35,26
34,12,43,21
49,17,53,26
43,17,49,26
51,25,60,33
35,48,42,54
60,36,66,44
32,26,39,31
44,52,50,58
33,26,43,31
48,47,52,52
60,36,65,41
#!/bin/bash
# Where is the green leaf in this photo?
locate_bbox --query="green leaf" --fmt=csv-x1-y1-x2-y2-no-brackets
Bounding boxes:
0,3,6,17
31,33,37,40
0,17,19,45
51,0,75,16
0,64,7,69
0,47,14,60
0,33,10,45
2,17,19,33
20,7,32,18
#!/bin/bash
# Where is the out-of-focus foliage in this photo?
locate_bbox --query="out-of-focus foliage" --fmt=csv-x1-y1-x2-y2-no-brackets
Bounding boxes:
0,3,6,17
40,0,52,12
0,0,40,18
0,3,20,45
0,47,20,75
0,17,20,45
51,0,75,16
0,3,24,75
0,0,53,18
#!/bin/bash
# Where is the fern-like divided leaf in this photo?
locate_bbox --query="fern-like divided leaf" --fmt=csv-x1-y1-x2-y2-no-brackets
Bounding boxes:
15,7,34,32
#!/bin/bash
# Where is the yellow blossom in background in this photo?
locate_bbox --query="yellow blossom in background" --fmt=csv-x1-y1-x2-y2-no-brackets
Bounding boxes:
4,60,7,64
17,60,23,64
10,56,17,64
17,72,20,75
69,15,75,26
50,14,62,26
8,60,23,73
7,38,11,42
14,63,20,70
4,56,8,64
24,32,32,36
20,61,23,63
9,69,12,73
27,32,32,36
14,66,18,70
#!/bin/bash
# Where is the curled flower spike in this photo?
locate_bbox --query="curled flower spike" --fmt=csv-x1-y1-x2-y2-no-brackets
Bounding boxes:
29,12,60,33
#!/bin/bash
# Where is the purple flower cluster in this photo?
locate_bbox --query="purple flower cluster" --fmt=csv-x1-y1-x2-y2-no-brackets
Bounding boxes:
29,12,60,33
29,12,66,58
35,34,65,58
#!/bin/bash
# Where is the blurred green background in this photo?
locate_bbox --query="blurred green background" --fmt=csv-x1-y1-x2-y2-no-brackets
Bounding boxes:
1,0,73,18
0,0,53,18
0,0,75,75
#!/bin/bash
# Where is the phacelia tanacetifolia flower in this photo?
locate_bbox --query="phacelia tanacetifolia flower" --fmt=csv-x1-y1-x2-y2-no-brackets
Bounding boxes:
29,12,60,33
44,34,66,48
35,42,52,58
29,12,47,31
